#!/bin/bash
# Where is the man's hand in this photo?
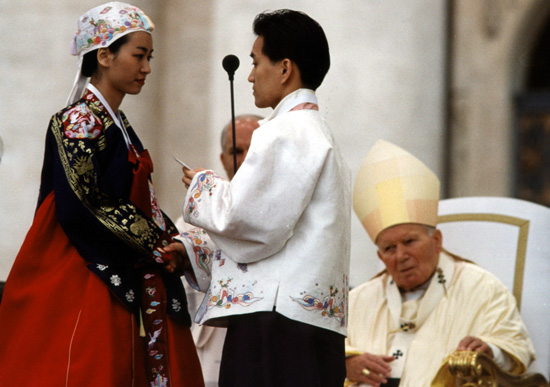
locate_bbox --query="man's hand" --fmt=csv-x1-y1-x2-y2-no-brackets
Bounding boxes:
182,167,205,188
346,352,394,387
457,336,494,358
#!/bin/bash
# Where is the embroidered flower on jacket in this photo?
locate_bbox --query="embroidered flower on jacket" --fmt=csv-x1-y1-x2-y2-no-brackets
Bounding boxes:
151,373,168,387
125,290,135,302
172,298,182,312
180,229,214,276
110,275,122,286
184,171,220,220
206,280,263,310
291,285,345,325
62,103,103,139
97,264,108,271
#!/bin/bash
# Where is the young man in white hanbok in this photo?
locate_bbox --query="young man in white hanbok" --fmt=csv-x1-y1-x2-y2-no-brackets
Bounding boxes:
175,114,261,387
167,9,351,387
346,140,535,387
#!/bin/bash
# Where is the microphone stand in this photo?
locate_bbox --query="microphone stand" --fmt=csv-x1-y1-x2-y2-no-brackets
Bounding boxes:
229,75,237,175
222,55,240,175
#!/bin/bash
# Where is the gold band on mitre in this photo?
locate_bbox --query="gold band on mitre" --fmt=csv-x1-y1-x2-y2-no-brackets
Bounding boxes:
353,140,440,242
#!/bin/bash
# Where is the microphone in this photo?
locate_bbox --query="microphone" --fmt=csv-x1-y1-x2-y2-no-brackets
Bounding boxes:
222,54,240,81
222,55,240,175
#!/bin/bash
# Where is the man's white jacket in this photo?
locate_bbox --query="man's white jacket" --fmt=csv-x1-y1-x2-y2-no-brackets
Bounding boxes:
177,89,351,336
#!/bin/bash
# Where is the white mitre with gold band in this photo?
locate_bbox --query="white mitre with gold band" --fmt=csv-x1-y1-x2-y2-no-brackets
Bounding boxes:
353,139,440,242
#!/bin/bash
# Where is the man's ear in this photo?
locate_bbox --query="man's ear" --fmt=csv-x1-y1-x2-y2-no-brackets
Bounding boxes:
433,228,443,253
97,48,111,68
281,58,292,83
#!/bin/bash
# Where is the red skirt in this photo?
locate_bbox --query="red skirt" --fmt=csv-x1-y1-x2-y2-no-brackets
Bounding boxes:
0,193,204,386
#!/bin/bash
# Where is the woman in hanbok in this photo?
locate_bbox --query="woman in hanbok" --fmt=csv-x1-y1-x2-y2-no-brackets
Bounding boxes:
0,3,203,386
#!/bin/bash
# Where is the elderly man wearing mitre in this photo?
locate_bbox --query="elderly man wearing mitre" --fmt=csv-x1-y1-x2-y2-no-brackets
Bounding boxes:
345,140,535,387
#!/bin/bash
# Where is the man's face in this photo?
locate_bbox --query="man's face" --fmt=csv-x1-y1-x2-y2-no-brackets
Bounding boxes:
376,224,442,291
220,117,259,180
248,36,284,109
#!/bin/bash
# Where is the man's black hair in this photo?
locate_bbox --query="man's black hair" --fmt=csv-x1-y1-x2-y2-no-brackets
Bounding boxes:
253,9,330,90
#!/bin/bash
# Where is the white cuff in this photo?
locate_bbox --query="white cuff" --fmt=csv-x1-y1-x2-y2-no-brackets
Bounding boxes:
487,342,514,371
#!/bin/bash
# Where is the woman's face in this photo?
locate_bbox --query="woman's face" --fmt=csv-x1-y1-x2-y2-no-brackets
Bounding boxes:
103,31,153,97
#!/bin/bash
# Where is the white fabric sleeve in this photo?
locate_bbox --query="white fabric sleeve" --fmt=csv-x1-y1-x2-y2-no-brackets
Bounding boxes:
174,227,218,292
476,271,535,372
183,117,329,264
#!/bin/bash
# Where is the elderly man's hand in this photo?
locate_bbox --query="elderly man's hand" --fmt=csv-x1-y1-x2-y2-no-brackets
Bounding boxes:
346,352,394,387
457,336,494,358
182,167,205,188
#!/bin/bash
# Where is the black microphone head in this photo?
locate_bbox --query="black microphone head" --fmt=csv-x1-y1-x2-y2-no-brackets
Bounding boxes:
222,55,240,80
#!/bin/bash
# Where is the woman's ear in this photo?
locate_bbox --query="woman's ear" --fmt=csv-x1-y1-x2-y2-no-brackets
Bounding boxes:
96,48,111,68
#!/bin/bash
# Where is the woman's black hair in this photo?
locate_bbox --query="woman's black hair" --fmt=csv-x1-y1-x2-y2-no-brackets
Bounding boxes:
81,34,130,77
252,9,330,90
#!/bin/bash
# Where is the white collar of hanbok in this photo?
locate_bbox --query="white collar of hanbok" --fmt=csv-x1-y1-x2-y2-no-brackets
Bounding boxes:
259,88,318,125
386,250,455,331
86,84,133,150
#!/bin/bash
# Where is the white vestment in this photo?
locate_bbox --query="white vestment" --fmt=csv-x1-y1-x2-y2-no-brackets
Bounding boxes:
345,251,535,386
177,88,351,335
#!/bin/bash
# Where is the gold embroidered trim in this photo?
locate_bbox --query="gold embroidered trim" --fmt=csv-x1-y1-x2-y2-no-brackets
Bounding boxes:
51,111,154,256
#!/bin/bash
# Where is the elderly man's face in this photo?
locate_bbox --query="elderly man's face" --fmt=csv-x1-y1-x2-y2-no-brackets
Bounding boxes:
220,117,259,180
376,224,442,291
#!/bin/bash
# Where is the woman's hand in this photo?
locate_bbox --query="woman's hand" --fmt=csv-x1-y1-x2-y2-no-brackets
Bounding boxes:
162,241,191,276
